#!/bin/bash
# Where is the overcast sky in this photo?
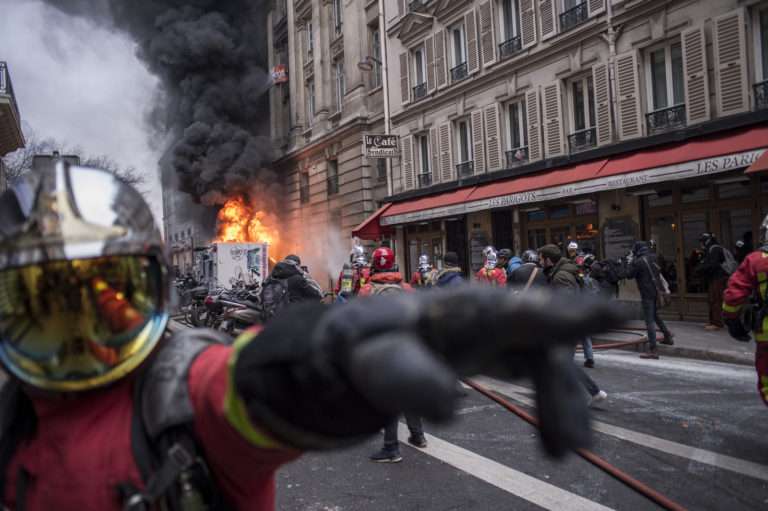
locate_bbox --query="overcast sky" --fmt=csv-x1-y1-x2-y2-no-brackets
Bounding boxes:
0,0,165,223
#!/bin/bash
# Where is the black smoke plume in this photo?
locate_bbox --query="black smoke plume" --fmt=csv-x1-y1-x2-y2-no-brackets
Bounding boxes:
40,0,278,206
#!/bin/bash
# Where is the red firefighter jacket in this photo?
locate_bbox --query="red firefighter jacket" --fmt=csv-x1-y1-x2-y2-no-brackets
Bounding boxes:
723,250,768,342
334,267,370,295
358,272,413,296
475,267,507,287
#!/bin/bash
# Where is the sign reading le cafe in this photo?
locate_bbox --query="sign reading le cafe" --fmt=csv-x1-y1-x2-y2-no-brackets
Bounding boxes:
363,134,400,158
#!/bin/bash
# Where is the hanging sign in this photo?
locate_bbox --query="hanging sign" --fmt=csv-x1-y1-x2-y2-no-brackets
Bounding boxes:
363,134,400,158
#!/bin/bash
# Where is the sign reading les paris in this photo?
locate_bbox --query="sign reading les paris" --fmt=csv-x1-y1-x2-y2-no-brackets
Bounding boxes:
364,134,400,158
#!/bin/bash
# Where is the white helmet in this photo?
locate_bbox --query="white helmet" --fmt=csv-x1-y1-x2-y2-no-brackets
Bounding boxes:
483,247,498,270
418,254,431,273
761,214,768,249
567,241,579,252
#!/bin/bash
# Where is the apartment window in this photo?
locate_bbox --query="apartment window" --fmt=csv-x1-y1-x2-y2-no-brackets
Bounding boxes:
455,118,473,177
499,0,522,59
567,75,596,152
646,42,686,133
371,26,382,88
327,159,339,195
416,134,431,187
299,172,310,204
756,8,768,110
450,23,468,82
376,158,387,183
412,46,427,100
334,60,345,113
306,80,315,126
332,0,343,35
506,99,528,166
306,21,314,58
560,0,588,33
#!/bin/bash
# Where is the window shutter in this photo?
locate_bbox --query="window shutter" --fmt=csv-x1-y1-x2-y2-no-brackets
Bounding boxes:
539,0,557,41
478,1,497,67
681,26,711,125
401,135,415,190
426,36,436,93
484,103,503,171
398,0,405,17
587,0,605,17
466,10,480,75
542,81,564,158
526,89,543,163
430,127,440,183
592,63,612,146
520,0,538,49
614,51,642,140
713,9,748,116
439,122,455,182
434,31,448,89
471,110,486,174
400,52,410,106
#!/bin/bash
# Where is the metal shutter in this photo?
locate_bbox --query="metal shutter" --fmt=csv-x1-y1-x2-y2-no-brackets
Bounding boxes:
614,51,642,140
401,135,415,190
681,25,711,125
521,0,537,49
713,9,749,116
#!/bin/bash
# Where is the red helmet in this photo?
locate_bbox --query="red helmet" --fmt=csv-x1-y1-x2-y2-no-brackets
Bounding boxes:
372,247,396,272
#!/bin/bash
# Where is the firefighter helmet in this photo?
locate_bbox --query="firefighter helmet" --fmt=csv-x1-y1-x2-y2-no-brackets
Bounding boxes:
372,246,396,272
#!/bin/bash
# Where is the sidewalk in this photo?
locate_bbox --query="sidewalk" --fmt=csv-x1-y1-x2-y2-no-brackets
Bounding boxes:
593,320,755,366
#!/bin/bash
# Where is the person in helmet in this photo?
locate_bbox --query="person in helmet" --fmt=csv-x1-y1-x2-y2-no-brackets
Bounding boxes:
567,241,580,261
0,162,625,510
695,233,732,331
475,247,507,286
410,254,437,288
508,249,547,290
723,216,768,406
358,246,413,296
497,248,522,282
335,245,371,298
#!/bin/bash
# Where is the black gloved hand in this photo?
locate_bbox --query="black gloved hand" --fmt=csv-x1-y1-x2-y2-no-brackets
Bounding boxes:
725,318,751,342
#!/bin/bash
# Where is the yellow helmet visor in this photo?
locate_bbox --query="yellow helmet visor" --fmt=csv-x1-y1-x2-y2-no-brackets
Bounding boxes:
0,256,168,391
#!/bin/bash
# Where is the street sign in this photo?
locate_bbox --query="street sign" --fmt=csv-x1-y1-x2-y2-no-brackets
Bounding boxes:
363,134,400,158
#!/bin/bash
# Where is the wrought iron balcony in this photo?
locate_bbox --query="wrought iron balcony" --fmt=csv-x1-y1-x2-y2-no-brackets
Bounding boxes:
326,176,339,195
755,80,768,111
409,0,430,13
646,104,687,135
450,62,468,83
0,62,24,157
568,127,597,153
499,36,523,60
418,172,432,188
559,2,588,33
456,161,474,178
505,147,529,167
413,82,428,101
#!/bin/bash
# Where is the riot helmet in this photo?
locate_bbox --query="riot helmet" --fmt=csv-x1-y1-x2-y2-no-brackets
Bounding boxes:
521,249,539,264
483,247,498,271
418,254,432,273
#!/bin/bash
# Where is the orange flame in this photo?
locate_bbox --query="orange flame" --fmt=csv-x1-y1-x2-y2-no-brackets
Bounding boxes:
214,197,281,253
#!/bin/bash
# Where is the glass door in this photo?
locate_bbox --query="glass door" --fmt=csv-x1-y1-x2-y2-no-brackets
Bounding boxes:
649,215,679,293
681,211,709,295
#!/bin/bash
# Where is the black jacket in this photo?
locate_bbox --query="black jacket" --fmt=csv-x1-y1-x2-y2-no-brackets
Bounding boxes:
625,245,661,301
589,261,619,298
695,243,727,281
270,262,323,302
508,263,547,290
545,258,582,295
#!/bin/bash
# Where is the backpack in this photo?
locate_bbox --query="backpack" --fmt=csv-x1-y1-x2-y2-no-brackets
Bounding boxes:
260,277,291,321
0,328,234,511
713,245,739,275
370,282,405,296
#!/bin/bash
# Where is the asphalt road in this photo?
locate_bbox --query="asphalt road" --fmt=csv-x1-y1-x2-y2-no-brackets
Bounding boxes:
275,351,768,511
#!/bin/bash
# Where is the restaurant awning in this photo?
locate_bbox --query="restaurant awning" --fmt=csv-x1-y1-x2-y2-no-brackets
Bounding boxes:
746,150,768,174
351,203,393,240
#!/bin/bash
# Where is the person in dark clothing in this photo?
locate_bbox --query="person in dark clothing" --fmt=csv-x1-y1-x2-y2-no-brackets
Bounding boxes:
268,257,324,302
508,249,547,290
588,259,620,298
435,251,465,288
539,244,607,406
625,241,674,359
694,233,727,330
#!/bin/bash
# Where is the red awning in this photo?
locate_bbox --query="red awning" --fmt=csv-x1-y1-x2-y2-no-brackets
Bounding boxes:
382,186,477,220
352,203,393,240
747,150,768,174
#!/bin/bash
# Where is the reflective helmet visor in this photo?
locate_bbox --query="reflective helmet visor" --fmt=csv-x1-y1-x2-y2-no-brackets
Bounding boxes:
0,255,167,391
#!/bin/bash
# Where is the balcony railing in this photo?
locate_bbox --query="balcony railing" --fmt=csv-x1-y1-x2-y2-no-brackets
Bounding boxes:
568,127,597,153
413,82,428,101
456,161,474,178
559,2,588,33
755,80,768,111
327,175,339,195
505,147,529,167
418,173,432,188
646,104,687,134
450,62,469,83
0,62,20,124
499,36,523,60
409,0,430,13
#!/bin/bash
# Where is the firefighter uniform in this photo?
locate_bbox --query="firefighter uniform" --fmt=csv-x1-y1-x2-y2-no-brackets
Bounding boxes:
723,250,768,406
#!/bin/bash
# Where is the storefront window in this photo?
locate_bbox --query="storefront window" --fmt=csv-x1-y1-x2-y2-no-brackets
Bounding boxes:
718,181,751,200
550,227,570,248
646,192,673,208
649,215,678,293
575,223,599,254
549,205,571,219
681,186,710,203
720,209,753,254
682,211,708,294
527,228,546,250
526,209,546,222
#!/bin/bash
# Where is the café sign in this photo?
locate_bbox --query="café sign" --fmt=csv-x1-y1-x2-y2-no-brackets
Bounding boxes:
364,134,400,158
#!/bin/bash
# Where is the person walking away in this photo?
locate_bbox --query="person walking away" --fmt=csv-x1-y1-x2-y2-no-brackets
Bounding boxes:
498,249,522,282
411,254,438,288
507,250,547,290
624,241,675,359
261,255,323,321
359,246,426,462
723,215,768,406
335,246,370,298
475,247,507,286
589,257,621,299
539,244,607,406
695,233,738,331
435,251,465,288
